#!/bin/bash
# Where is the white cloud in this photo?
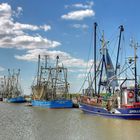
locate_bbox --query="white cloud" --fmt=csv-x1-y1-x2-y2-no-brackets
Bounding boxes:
0,3,12,19
15,49,89,68
0,3,57,50
40,25,51,31
14,49,69,61
0,34,61,50
72,1,94,9
72,24,89,29
62,58,87,67
10,35,60,49
61,9,95,20
0,2,95,87
14,7,23,17
17,7,23,13
65,1,94,9
14,22,39,31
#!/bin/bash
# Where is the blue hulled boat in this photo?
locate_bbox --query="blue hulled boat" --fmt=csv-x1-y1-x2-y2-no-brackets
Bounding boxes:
31,99,73,108
7,96,26,103
31,55,73,108
79,23,140,120
4,69,26,103
79,100,140,120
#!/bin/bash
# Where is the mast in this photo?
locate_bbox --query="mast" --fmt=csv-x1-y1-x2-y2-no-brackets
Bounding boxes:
16,69,20,87
37,55,41,86
62,63,68,94
115,25,124,75
94,22,97,96
53,56,59,99
45,55,48,68
133,43,138,102
65,68,68,94
8,69,11,97
130,40,139,102
98,32,106,95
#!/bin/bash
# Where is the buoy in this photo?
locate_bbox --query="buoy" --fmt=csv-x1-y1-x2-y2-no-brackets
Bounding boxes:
128,91,134,98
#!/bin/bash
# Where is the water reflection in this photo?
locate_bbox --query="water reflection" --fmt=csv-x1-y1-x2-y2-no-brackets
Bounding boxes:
0,102,140,140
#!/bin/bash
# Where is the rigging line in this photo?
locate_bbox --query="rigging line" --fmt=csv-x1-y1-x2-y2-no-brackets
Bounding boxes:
83,69,101,95
109,26,124,63
97,27,104,60
88,59,102,90
126,62,135,76
97,33,101,41
108,35,117,48
122,35,126,61
108,62,134,82
109,34,123,64
108,37,118,61
122,34,126,59
97,24,118,41
97,25,102,38
119,61,127,74
97,26,118,61
118,59,134,79
78,28,94,93
79,42,101,92
119,34,125,75
108,27,118,42
95,28,101,60
78,61,94,93
97,43,102,62
108,32,118,45
103,33,119,64
97,35,106,65
78,58,102,93
100,27,118,55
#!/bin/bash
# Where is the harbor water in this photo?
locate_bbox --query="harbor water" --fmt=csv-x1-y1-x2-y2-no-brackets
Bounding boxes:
0,102,140,140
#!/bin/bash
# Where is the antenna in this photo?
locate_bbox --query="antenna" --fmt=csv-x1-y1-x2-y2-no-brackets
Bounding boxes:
130,39,139,102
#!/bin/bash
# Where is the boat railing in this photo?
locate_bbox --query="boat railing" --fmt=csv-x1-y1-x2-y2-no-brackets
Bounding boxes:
80,95,117,107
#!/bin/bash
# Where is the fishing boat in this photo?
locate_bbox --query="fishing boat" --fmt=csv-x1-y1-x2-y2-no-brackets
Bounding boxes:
79,22,140,119
31,55,73,108
4,69,26,103
7,96,25,103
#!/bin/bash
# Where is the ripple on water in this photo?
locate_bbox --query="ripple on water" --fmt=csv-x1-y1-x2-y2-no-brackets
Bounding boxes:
0,102,140,140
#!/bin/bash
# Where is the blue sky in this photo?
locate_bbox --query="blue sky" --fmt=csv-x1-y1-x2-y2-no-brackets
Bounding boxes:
0,0,139,95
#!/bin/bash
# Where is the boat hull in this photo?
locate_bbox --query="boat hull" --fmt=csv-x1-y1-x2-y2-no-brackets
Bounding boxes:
31,99,73,108
79,103,140,120
8,96,26,103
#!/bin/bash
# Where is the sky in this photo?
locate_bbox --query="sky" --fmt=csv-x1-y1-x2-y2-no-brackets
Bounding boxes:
0,0,139,95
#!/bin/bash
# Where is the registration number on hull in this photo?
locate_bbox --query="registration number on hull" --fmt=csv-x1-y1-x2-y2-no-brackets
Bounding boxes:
129,110,140,114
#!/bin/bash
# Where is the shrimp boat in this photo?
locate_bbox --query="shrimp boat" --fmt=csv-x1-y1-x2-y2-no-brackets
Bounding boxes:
79,23,140,119
4,69,25,103
31,55,73,108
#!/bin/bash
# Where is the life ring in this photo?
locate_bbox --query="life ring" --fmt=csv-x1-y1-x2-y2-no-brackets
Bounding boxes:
128,91,134,98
